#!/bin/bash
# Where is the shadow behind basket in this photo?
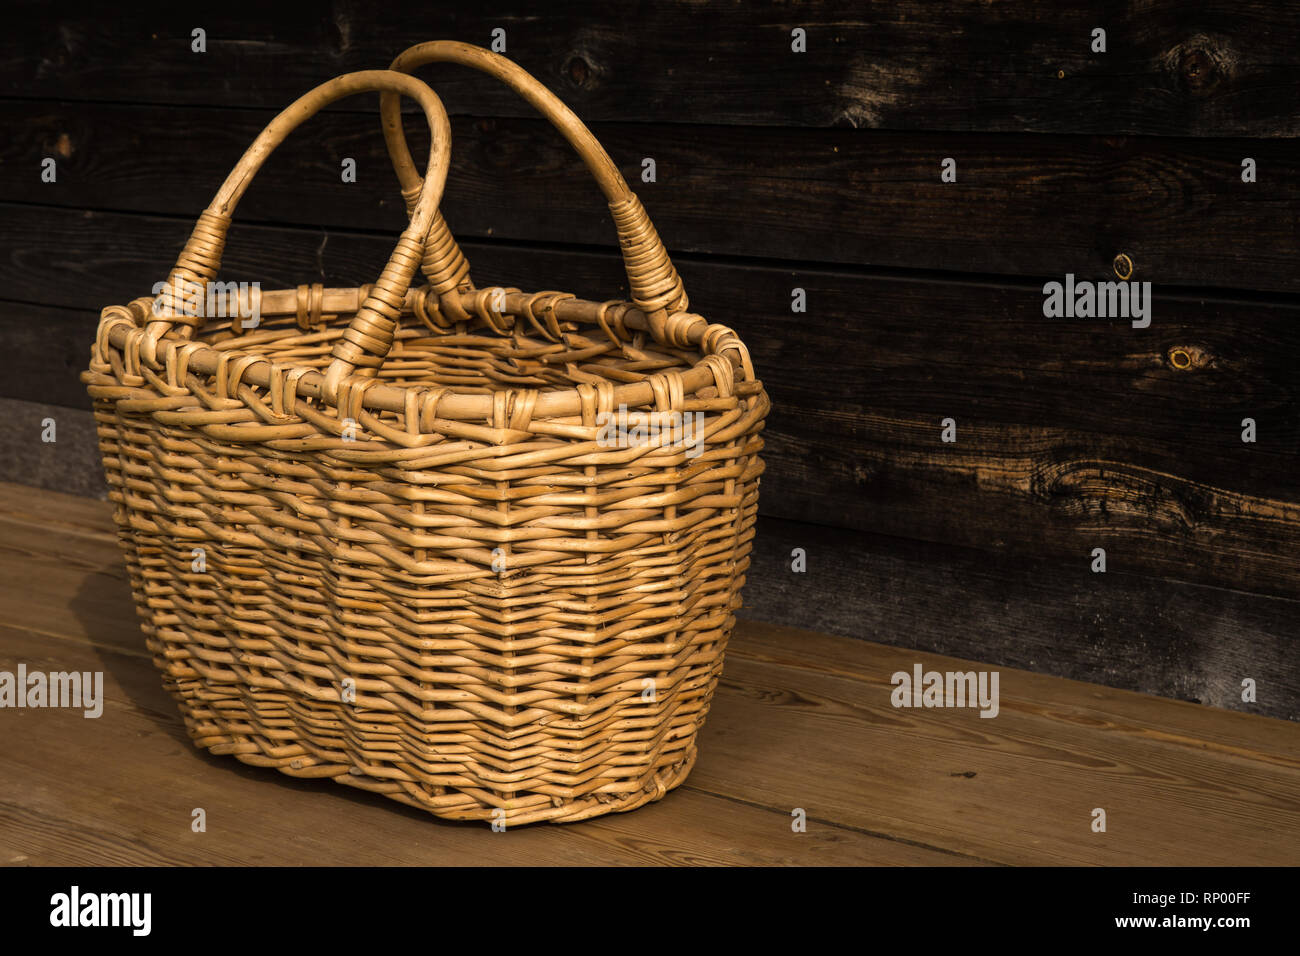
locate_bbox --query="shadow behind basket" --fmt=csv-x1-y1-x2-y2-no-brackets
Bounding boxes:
83,47,768,825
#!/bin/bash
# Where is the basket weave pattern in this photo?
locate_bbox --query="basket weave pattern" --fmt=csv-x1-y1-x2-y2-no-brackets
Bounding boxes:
83,46,768,825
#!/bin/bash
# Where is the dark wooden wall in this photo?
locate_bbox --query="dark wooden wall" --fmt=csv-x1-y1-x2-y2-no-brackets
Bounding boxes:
3,1,1297,719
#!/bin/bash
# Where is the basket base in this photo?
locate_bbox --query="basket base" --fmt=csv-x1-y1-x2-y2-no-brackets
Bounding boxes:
341,744,701,826
191,719,700,827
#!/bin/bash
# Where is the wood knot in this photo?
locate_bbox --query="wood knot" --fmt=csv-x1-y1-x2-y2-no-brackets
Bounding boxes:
1181,49,1215,91
1113,253,1134,280
1166,345,1209,370
566,55,592,88
1165,35,1235,97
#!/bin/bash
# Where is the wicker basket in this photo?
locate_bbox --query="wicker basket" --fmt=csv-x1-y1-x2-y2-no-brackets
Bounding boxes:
83,44,768,825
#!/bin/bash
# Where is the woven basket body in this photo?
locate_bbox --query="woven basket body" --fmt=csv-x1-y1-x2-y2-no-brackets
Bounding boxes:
83,48,767,825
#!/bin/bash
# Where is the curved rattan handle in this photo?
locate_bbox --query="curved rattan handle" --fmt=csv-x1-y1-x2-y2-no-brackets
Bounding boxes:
379,40,689,339
143,70,454,400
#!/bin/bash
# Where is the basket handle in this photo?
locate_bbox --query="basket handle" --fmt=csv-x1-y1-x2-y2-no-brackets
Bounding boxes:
142,70,454,402
379,40,690,342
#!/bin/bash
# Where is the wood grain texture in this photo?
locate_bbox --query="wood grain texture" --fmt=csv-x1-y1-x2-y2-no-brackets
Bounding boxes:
6,1,1300,136
0,482,1295,864
733,622,1300,765
8,215,1300,472
745,517,1300,722
0,304,94,410
696,622,1300,865
9,102,1300,292
0,398,105,498
4,205,1299,595
2,627,950,866
10,206,1300,475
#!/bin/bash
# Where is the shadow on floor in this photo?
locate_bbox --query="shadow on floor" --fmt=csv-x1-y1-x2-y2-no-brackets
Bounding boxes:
68,560,484,831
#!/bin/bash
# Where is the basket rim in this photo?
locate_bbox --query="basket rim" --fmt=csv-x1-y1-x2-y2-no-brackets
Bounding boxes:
92,284,763,424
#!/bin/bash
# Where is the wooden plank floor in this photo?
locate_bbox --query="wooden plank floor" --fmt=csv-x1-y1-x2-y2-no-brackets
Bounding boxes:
0,481,1296,866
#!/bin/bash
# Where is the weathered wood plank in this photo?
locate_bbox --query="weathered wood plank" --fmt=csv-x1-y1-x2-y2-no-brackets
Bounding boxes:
8,101,1300,292
5,1,1300,136
1,624,957,865
732,621,1300,765
744,518,1300,722
693,622,1300,865
0,477,116,534
0,398,105,498
2,537,1296,863
0,303,94,410
8,206,1300,484
4,207,1300,596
